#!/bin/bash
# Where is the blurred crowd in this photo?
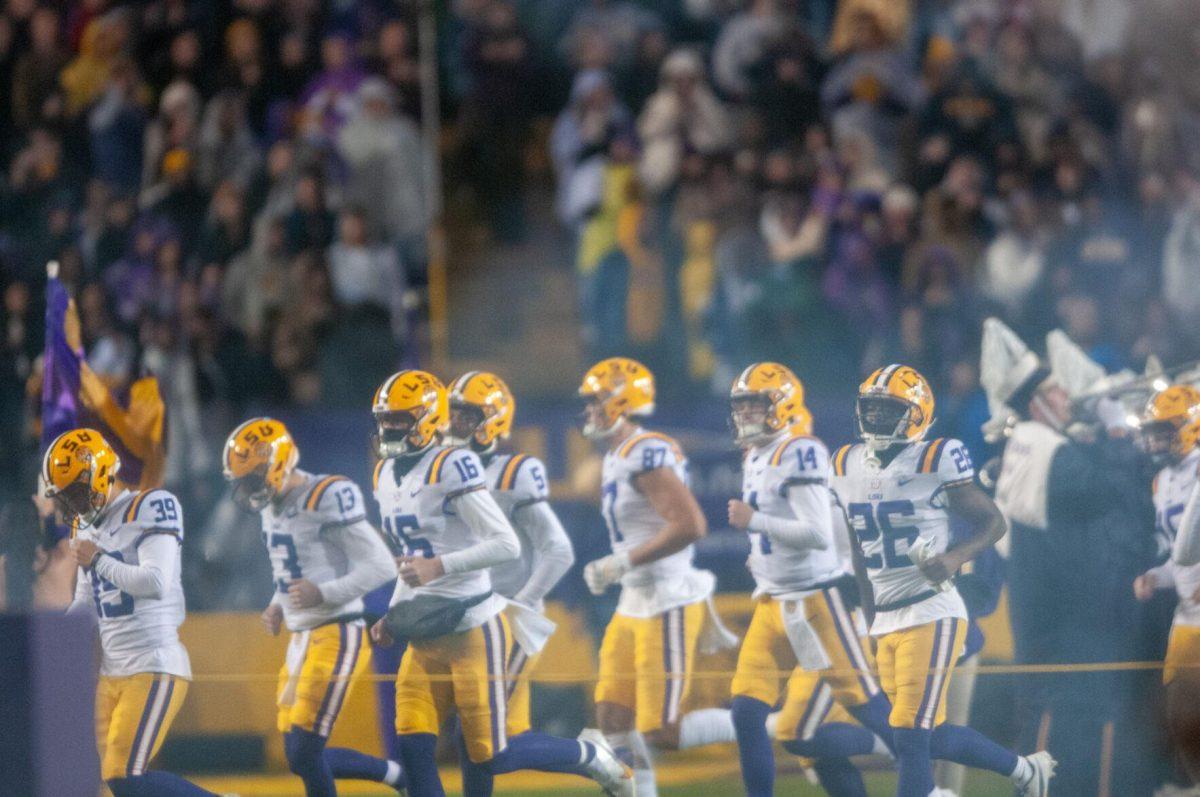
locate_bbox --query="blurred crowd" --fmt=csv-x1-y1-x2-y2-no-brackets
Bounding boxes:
0,0,435,491
546,0,1200,422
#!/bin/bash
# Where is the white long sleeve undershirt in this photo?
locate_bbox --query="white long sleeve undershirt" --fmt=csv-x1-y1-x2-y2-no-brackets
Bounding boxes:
1175,480,1200,567
317,520,398,607
91,533,179,599
747,482,832,550
440,488,522,575
511,500,575,607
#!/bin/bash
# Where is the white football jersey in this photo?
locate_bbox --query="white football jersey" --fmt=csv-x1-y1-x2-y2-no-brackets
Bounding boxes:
601,428,714,617
483,452,549,601
75,488,191,678
374,445,506,629
259,470,373,632
830,437,974,636
742,433,843,598
1153,449,1200,627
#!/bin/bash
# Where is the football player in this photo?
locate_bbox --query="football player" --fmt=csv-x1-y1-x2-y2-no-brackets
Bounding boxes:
831,365,1055,797
51,428,217,797
368,370,632,797
222,418,404,797
1133,385,1200,785
578,357,736,797
726,363,894,797
443,370,576,796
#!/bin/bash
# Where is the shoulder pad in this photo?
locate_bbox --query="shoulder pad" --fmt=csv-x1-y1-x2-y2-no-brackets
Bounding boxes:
124,489,184,535
919,438,975,482
428,447,486,492
616,431,683,472
768,435,830,476
495,453,548,500
372,459,388,493
831,444,855,477
306,475,366,524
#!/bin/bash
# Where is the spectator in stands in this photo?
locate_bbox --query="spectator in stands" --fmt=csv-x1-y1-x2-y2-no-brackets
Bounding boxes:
551,70,633,228
327,207,407,342
300,31,366,145
196,90,261,194
88,57,145,194
10,5,66,132
337,77,431,275
283,171,336,255
637,48,734,196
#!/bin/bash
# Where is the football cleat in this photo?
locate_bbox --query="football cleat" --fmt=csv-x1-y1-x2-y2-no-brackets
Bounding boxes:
1015,750,1056,797
579,728,635,797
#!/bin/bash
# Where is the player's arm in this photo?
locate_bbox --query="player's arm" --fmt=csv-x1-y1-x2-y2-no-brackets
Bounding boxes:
314,520,398,607
628,464,706,565
933,481,1007,584
436,487,521,573
88,532,180,600
1174,479,1200,567
67,564,93,616
512,500,576,607
1133,562,1175,601
730,442,833,549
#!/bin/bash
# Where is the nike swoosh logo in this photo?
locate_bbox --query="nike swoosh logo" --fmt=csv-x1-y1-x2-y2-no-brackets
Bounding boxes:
897,476,916,486
410,488,421,497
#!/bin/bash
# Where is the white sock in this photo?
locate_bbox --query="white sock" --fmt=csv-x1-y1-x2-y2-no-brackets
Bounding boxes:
678,708,736,749
871,734,893,758
765,711,780,739
384,760,402,786
609,730,658,797
1010,755,1033,783
634,767,658,797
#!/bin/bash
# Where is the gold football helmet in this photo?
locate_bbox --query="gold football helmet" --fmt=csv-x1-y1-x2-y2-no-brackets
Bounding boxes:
223,417,299,511
373,370,449,457
578,357,655,439
856,364,935,447
448,371,514,452
1141,385,1200,466
42,428,121,527
730,362,808,446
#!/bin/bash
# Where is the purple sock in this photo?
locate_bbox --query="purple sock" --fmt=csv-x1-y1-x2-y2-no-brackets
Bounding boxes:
731,696,775,797
931,723,1018,776
847,692,896,755
487,732,590,777
458,727,494,797
782,722,877,759
893,727,935,797
106,772,219,796
325,746,399,787
811,757,869,797
397,733,445,797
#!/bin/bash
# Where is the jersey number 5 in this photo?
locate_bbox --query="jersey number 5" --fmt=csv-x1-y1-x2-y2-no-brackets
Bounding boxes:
848,500,918,569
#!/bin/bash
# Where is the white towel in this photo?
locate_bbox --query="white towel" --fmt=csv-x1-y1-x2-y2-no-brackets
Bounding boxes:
781,599,832,671
697,594,740,655
504,600,557,655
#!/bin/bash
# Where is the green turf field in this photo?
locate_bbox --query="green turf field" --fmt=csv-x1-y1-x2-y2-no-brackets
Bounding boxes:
193,769,1016,795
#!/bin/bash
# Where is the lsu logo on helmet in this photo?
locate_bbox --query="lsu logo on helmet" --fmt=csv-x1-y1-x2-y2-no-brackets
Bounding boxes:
223,418,299,511
730,362,808,446
578,357,655,439
374,370,449,457
448,371,514,450
1141,384,1200,466
42,427,121,527
856,364,935,447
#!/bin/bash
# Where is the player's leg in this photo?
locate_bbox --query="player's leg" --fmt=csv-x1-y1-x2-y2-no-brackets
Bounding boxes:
102,674,218,797
881,622,943,797
596,613,654,796
1164,626,1200,783
776,676,871,797
933,651,977,793
394,637,452,797
456,614,631,793
460,636,539,796
807,587,894,752
637,602,734,752
730,599,791,797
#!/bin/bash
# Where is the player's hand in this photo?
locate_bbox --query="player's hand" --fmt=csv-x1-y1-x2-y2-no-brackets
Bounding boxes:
261,603,284,635
1133,573,1156,602
287,578,323,609
917,551,960,585
72,539,102,569
370,617,394,647
583,552,631,596
399,555,445,587
727,500,755,530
